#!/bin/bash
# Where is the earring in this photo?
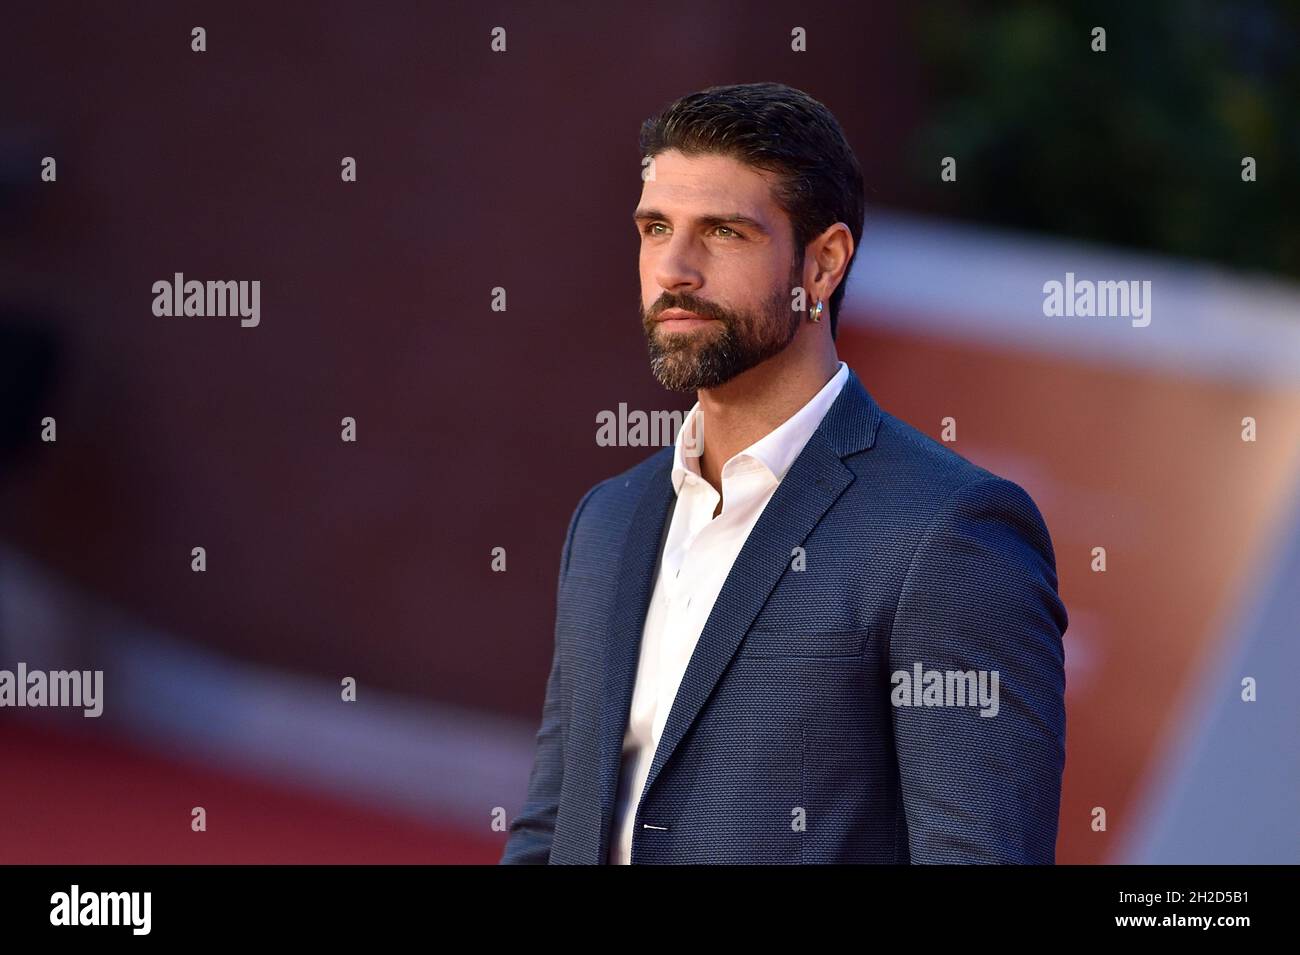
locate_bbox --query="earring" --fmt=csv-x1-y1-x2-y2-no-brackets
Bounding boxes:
810,299,823,323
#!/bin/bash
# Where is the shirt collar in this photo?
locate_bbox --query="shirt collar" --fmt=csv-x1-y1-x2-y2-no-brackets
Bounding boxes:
671,361,849,495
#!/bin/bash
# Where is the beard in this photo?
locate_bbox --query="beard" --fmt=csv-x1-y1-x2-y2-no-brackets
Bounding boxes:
641,253,806,392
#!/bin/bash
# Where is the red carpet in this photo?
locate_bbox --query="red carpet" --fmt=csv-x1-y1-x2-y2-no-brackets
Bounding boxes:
0,721,502,864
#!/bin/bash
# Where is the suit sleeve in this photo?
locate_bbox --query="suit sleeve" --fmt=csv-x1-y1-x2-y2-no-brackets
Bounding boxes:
498,483,598,864
888,476,1068,863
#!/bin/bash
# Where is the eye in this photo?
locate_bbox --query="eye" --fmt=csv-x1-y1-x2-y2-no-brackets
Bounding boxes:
642,222,668,236
713,225,743,239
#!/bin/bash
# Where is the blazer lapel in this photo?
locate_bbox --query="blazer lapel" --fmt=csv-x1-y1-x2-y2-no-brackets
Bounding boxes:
596,449,675,861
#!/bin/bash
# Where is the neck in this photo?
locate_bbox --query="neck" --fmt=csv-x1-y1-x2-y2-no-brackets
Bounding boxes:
694,328,840,491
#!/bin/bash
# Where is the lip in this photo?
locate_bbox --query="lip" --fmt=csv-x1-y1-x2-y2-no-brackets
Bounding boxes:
656,307,706,322
654,308,716,331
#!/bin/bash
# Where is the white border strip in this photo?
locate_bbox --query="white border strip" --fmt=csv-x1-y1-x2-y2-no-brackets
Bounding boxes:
846,211,1300,385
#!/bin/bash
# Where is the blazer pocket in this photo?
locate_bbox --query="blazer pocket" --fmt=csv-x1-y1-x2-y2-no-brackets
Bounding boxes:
739,628,867,659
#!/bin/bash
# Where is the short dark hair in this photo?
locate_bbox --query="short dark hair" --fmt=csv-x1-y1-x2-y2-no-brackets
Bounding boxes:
638,82,865,339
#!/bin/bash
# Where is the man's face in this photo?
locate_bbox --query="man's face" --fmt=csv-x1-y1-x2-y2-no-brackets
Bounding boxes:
635,150,804,392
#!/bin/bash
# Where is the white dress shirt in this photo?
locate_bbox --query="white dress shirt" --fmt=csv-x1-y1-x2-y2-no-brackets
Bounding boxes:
608,361,850,864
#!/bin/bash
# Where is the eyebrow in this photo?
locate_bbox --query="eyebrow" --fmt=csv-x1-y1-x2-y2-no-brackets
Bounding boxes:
632,208,771,236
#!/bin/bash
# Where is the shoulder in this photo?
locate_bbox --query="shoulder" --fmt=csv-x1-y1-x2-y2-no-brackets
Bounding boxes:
565,446,673,529
846,407,1054,557
860,408,996,494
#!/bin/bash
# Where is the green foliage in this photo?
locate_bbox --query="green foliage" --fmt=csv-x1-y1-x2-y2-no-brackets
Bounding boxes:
912,1,1299,279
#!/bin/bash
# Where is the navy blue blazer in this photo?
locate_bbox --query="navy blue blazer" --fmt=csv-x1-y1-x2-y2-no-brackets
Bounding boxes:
501,367,1067,864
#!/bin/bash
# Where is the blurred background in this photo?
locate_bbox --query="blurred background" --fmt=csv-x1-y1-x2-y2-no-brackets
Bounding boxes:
1,1,1296,863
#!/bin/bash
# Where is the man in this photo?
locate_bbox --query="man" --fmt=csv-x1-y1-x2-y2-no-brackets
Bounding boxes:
501,82,1067,864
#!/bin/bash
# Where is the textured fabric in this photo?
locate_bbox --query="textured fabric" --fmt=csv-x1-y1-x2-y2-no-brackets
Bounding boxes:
608,362,848,864
500,367,1068,865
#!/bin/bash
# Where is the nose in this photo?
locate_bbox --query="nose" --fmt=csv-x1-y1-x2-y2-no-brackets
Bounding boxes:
652,235,704,296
